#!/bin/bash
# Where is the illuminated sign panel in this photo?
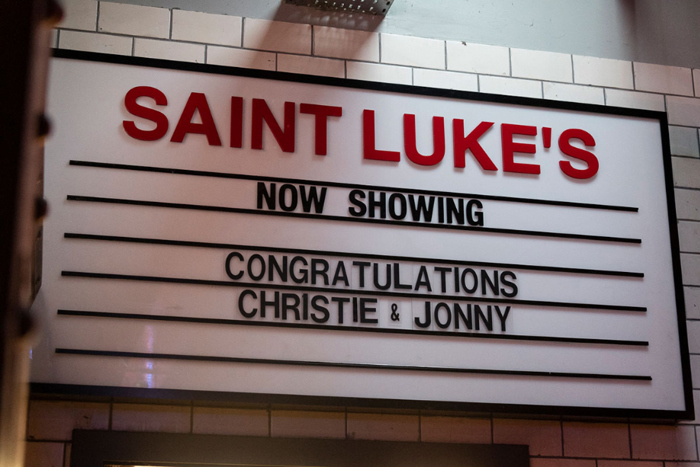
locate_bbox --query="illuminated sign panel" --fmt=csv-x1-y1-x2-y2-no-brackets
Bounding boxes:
32,51,693,419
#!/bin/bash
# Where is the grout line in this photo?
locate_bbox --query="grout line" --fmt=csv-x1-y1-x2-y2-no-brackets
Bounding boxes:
311,25,315,56
131,36,135,56
241,17,245,49
627,422,633,458
378,33,382,63
443,40,447,70
692,69,697,97
697,128,700,156
411,67,414,85
168,8,173,40
631,61,636,90
540,80,544,98
204,45,208,64
275,53,278,72
95,1,100,32
570,54,575,84
24,398,31,440
603,88,608,106
190,401,194,433
108,400,113,430
560,420,565,456
477,74,481,92
418,412,422,441
54,29,60,49
695,425,700,462
508,48,512,77
344,60,347,79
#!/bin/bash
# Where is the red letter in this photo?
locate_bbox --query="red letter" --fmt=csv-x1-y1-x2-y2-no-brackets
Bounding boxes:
559,129,598,179
403,114,445,166
230,97,243,148
251,99,295,153
453,120,497,170
170,92,222,146
300,103,343,156
501,124,539,175
363,110,400,162
123,86,168,141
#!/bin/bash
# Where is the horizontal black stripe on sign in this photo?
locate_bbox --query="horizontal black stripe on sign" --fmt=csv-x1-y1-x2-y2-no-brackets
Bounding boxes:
54,348,652,381
63,233,645,278
60,271,647,312
56,309,649,347
69,160,639,213
65,195,642,244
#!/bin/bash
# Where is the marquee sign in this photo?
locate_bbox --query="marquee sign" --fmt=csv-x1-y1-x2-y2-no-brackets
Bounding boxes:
32,50,693,419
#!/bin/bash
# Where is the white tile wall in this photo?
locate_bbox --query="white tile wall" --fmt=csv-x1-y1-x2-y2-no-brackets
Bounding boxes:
493,419,562,456
171,10,242,47
572,55,634,89
676,188,700,221
686,287,700,319
193,407,269,436
682,254,700,286
243,18,311,55
604,89,666,111
346,413,419,441
98,2,170,39
206,46,276,71
479,75,542,98
688,320,700,353
670,126,700,157
511,48,573,83
24,442,64,467
673,157,700,189
413,69,478,92
420,416,491,444
563,422,630,458
133,38,205,63
380,33,445,69
446,41,510,76
634,62,694,96
530,461,595,467
59,0,98,31
277,54,345,78
271,410,345,439
679,221,700,253
313,26,379,62
598,462,663,467
630,425,698,460
58,30,132,56
346,61,412,85
668,96,700,127
27,401,109,441
543,82,605,105
111,403,191,433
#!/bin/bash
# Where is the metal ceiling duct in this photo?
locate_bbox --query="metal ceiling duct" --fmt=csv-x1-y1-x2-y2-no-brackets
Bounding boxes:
285,0,393,15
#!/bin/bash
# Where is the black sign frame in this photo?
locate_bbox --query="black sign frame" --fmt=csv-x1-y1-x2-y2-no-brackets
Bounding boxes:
33,49,694,421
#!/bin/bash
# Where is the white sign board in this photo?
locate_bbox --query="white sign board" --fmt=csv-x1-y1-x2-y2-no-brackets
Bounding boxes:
31,51,693,419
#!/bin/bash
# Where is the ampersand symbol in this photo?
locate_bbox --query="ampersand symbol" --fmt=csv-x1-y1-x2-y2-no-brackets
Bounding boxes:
390,303,400,321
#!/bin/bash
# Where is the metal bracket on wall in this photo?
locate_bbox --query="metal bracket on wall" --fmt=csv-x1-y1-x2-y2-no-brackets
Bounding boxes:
285,0,393,15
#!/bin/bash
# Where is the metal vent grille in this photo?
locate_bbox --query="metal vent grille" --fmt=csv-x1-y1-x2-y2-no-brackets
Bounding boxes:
285,0,393,15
